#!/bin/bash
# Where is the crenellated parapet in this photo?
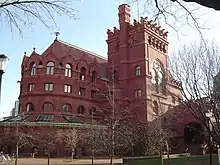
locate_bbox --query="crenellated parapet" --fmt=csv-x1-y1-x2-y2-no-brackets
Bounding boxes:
107,27,120,39
140,17,168,40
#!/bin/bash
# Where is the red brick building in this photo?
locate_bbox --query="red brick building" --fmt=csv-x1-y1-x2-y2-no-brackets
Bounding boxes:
1,3,205,156
18,4,182,123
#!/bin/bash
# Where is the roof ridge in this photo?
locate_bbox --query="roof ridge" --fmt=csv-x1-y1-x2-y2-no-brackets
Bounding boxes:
59,40,107,61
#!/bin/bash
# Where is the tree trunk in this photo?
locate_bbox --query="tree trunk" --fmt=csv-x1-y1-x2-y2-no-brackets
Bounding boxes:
71,148,74,162
47,150,50,165
110,155,113,165
166,141,170,165
160,152,163,165
15,142,18,165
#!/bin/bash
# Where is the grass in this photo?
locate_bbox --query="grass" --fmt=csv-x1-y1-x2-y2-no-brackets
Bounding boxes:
123,154,219,165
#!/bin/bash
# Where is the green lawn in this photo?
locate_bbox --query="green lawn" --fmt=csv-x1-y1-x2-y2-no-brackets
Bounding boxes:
123,155,219,165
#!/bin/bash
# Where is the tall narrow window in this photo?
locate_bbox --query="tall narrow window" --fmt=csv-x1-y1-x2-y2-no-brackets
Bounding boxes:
80,67,86,80
91,90,97,98
62,104,72,113
135,89,142,97
65,64,72,77
26,103,34,112
135,66,141,76
152,100,159,114
77,105,85,114
28,84,35,92
43,102,54,112
91,71,97,83
45,83,53,91
79,87,86,96
64,85,72,93
30,63,36,76
46,62,55,75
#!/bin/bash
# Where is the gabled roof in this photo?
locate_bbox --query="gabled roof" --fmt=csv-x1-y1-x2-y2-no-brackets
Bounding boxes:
42,40,107,64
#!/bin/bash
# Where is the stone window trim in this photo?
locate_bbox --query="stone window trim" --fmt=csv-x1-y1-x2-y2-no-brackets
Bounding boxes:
26,102,34,112
152,100,159,114
65,63,72,77
79,87,86,96
80,67,86,81
64,84,72,93
30,62,36,76
62,103,72,113
91,70,97,83
135,65,141,76
43,102,54,112
135,89,142,97
46,61,55,75
91,90,97,98
44,83,54,91
28,83,35,92
77,105,85,114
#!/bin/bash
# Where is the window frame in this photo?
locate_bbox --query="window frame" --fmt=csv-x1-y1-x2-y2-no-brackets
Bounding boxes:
65,64,72,77
30,63,36,76
44,83,54,91
135,89,142,97
28,83,35,92
43,102,54,112
26,102,34,112
46,62,55,75
135,66,141,76
79,87,86,96
64,84,72,93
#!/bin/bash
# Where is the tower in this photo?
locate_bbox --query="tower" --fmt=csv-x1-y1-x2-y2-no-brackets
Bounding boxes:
106,4,181,121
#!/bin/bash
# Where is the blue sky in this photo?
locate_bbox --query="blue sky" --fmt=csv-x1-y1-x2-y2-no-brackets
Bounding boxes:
1,0,220,117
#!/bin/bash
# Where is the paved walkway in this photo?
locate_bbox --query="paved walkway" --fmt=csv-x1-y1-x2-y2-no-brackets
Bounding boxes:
0,158,123,165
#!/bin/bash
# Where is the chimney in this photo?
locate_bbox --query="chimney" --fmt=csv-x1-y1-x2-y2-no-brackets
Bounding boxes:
118,4,131,28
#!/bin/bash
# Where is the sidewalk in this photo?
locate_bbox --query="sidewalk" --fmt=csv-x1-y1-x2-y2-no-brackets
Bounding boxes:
1,158,123,165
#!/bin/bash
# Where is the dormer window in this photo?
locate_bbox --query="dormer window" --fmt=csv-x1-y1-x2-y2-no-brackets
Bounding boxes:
30,63,36,76
92,71,97,83
80,67,86,80
65,64,72,77
46,62,55,75
135,66,141,76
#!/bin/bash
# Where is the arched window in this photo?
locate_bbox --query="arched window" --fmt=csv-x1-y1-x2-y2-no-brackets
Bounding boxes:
151,60,166,94
89,107,96,115
152,100,159,114
30,63,36,76
46,62,55,75
26,103,34,112
91,71,97,83
65,64,72,77
43,102,54,112
77,105,85,114
80,67,86,80
62,104,72,113
135,66,141,76
38,61,43,68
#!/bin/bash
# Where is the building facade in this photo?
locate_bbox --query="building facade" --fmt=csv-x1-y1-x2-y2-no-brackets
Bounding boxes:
19,4,182,123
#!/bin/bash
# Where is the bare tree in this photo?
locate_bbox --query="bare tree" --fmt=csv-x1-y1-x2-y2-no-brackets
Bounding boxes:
171,39,220,147
125,0,218,38
90,79,145,165
0,0,77,34
0,125,36,165
60,128,85,161
34,127,59,165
